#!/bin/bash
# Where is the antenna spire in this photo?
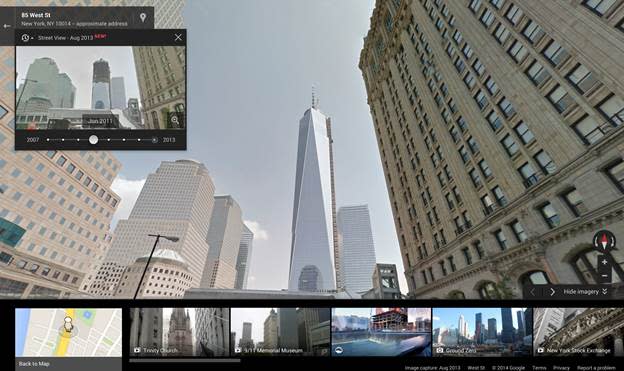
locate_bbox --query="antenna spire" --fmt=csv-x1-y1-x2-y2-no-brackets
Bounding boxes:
311,84,320,109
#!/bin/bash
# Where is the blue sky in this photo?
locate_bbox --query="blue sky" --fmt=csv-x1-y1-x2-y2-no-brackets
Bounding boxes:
109,0,405,292
433,308,526,333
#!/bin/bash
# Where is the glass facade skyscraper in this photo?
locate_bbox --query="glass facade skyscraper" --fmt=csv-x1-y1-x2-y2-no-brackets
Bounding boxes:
337,205,377,293
289,106,338,292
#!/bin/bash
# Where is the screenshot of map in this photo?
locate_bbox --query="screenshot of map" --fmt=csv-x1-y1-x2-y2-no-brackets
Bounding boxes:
15,308,122,357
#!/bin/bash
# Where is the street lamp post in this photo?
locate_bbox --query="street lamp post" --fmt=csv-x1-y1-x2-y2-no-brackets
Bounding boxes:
133,233,180,299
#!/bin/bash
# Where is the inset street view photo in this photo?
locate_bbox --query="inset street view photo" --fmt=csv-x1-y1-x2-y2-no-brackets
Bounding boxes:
432,308,531,357
533,308,624,356
129,307,229,357
15,45,185,130
331,307,432,357
230,307,331,356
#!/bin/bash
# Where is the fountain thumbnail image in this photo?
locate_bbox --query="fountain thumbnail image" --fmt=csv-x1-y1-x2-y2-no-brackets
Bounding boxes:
533,308,624,356
331,308,432,357
432,308,531,357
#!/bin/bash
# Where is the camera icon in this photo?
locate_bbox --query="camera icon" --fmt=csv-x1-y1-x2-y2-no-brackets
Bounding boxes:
436,347,444,353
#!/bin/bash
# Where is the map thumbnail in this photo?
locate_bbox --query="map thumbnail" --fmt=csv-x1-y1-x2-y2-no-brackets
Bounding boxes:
15,308,122,357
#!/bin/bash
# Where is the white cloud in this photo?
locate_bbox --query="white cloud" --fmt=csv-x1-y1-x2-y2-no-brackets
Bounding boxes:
110,176,146,228
432,316,440,321
244,220,269,241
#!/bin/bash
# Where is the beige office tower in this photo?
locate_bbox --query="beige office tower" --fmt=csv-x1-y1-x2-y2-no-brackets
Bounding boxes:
0,148,121,297
80,231,113,291
89,160,215,298
360,0,624,299
200,195,243,289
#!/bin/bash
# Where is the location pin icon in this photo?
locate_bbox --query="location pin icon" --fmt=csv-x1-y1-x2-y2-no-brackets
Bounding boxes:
139,13,147,23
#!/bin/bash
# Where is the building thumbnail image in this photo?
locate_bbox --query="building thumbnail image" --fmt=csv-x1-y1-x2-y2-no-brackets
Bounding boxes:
129,307,229,357
195,308,230,357
331,308,431,357
15,47,147,130
132,45,186,129
129,308,163,357
361,0,624,299
165,308,194,356
231,308,331,356
534,308,624,356
432,308,530,357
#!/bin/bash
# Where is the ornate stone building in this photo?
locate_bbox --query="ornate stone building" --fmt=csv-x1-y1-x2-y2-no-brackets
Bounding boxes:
167,308,195,356
536,307,624,356
360,0,624,299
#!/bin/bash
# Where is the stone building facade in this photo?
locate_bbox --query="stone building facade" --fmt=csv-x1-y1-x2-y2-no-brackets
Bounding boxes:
360,0,624,298
536,307,624,357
